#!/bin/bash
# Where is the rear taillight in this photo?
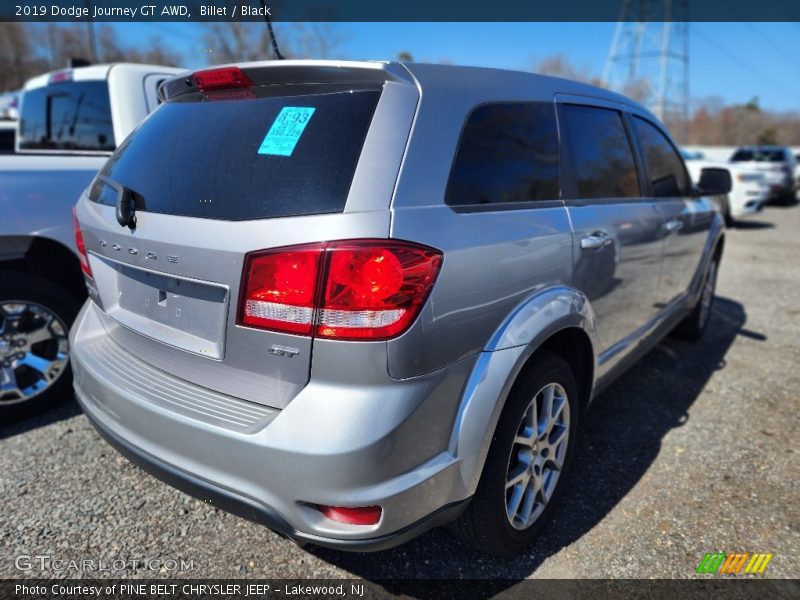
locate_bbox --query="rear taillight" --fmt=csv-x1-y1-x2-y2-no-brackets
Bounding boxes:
192,67,253,91
72,207,92,277
238,240,442,341
240,243,323,336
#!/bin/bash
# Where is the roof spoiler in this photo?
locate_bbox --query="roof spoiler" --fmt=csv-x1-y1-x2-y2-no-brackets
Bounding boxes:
160,61,414,101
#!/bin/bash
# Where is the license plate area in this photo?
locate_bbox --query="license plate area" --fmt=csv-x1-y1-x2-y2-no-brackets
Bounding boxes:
93,256,229,359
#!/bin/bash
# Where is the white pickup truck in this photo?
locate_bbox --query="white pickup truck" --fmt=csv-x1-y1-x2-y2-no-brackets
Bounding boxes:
0,63,183,419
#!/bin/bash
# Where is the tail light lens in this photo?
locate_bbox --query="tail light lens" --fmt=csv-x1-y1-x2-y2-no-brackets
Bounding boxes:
72,207,92,277
240,243,323,336
238,240,442,341
192,67,253,91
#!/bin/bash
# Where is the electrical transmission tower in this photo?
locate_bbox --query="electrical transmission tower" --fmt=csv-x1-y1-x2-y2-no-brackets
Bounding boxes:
602,0,690,141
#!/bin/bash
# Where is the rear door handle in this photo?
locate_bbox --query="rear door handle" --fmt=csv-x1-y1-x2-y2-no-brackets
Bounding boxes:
665,219,683,232
580,232,612,250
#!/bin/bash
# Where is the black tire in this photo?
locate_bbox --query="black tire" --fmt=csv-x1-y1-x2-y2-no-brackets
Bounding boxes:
453,351,579,557
0,270,82,421
673,256,718,341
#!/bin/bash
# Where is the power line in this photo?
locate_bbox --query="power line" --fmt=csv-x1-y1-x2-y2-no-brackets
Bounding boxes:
690,25,800,105
743,23,800,71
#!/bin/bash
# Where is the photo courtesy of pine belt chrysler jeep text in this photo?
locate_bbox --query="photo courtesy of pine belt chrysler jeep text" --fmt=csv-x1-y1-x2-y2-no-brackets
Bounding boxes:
70,60,727,557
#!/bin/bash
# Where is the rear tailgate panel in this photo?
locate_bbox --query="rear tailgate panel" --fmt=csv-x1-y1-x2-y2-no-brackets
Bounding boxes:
79,203,392,409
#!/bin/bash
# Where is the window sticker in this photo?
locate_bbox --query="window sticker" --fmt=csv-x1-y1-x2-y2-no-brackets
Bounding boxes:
258,106,316,156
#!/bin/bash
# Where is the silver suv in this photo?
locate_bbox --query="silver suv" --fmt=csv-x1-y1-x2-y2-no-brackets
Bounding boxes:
71,61,725,557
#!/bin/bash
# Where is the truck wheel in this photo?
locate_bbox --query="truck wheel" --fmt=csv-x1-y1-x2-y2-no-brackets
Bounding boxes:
0,271,82,421
674,256,718,341
453,351,578,557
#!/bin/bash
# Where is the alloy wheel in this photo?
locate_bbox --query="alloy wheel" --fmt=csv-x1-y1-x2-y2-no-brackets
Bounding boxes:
0,301,69,403
505,382,570,530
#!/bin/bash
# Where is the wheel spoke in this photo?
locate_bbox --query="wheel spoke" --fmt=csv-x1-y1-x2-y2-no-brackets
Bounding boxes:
541,470,555,503
1,366,23,399
538,385,554,437
506,464,530,490
506,474,530,520
18,352,55,376
24,326,61,347
517,479,537,525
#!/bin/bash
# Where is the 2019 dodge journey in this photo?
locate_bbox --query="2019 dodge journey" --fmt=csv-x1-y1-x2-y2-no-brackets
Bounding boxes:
70,60,726,556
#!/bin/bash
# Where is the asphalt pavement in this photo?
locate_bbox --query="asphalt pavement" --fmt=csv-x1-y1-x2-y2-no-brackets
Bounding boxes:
1,201,798,581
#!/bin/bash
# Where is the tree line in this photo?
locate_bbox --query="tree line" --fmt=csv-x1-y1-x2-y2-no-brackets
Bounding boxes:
2,24,797,146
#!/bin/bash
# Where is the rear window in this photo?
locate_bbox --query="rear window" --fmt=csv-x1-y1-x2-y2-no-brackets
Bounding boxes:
92,85,381,221
18,81,114,152
560,104,641,199
446,102,560,207
731,149,785,162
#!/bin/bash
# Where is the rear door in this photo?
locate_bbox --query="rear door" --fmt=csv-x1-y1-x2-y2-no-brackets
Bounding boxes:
557,99,664,363
76,66,418,409
629,115,712,305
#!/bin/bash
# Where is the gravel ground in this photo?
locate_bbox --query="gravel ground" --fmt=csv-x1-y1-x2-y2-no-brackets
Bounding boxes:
1,202,798,581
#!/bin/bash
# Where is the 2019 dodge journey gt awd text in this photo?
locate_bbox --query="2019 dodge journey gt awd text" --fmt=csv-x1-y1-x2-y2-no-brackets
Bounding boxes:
71,60,726,557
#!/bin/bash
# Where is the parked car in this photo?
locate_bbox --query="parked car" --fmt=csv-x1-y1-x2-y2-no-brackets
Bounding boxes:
681,149,768,225
71,61,726,557
729,145,796,204
0,62,183,419
0,90,19,120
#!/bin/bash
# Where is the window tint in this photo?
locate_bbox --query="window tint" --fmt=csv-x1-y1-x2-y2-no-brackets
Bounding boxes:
92,86,380,221
560,104,640,199
446,102,560,207
0,127,14,154
731,148,786,162
18,82,114,151
632,117,689,197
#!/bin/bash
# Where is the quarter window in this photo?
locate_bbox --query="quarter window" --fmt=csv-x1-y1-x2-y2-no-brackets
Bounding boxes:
446,102,560,207
560,104,640,199
632,117,690,197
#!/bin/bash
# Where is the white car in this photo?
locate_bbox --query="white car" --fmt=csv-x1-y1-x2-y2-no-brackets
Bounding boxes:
730,146,796,204
681,150,767,224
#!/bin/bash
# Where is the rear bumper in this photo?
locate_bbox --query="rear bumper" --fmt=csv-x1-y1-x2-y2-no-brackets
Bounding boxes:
81,402,467,551
71,301,474,550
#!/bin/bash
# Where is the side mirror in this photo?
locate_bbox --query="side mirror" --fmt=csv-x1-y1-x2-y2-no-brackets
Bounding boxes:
696,168,732,196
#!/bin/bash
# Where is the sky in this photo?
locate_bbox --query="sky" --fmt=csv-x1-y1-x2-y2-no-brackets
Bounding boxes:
120,22,800,112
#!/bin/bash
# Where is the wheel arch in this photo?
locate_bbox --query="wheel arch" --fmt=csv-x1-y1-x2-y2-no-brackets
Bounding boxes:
449,286,598,497
0,235,86,302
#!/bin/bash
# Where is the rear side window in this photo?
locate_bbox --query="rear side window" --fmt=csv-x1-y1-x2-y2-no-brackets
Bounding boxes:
632,117,690,197
560,104,640,199
18,82,114,152
446,102,560,207
93,86,380,220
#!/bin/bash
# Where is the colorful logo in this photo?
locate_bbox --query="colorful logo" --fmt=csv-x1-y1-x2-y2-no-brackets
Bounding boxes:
696,552,773,574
